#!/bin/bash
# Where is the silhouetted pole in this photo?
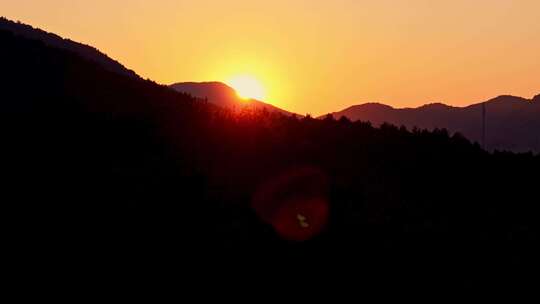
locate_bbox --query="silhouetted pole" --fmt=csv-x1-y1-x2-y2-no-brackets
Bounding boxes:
482,102,486,150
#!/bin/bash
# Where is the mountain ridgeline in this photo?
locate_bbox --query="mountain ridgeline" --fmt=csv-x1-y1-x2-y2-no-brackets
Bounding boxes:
325,96,540,152
170,81,297,116
0,17,138,78
1,18,539,287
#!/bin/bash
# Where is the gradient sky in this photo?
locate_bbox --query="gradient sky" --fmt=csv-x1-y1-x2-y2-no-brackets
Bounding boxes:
3,0,540,115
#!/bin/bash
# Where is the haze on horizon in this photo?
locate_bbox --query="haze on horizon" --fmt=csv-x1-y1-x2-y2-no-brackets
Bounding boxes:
3,0,540,115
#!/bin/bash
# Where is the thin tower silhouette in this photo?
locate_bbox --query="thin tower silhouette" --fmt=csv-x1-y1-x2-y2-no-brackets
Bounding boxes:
482,102,486,150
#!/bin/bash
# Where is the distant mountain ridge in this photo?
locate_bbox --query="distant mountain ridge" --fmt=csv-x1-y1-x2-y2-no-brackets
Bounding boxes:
0,17,138,78
324,95,540,152
170,82,297,116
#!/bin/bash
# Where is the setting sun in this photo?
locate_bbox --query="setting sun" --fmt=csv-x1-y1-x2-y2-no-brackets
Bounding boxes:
226,75,266,101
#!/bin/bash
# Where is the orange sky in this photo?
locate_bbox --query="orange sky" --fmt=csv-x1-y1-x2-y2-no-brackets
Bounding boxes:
3,0,540,115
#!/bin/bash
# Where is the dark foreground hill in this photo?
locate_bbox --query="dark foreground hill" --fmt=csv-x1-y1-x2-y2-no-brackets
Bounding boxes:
0,17,138,78
325,95,540,153
1,23,539,289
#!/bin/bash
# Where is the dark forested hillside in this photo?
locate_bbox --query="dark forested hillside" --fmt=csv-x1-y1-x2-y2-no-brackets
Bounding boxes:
0,17,138,78
1,26,539,289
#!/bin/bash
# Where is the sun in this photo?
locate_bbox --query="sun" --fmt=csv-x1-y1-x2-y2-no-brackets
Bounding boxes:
226,75,266,100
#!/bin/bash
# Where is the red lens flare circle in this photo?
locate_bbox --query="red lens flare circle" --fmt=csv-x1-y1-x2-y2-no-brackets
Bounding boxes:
252,167,329,241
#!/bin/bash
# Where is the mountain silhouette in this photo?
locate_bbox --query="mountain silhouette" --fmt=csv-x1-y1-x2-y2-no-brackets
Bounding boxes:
2,18,539,288
170,81,297,116
324,95,540,152
0,17,138,78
